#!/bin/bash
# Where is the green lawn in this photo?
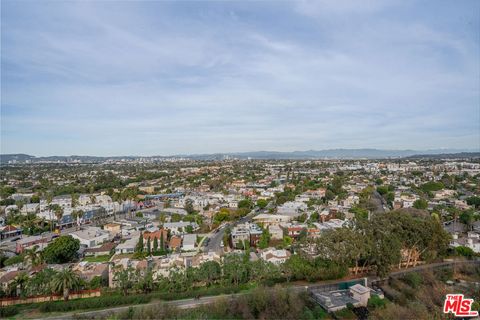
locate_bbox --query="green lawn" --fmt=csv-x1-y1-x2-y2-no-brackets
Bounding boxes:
83,254,111,262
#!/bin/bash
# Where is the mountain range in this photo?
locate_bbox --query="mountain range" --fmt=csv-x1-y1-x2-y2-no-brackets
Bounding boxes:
1,149,479,163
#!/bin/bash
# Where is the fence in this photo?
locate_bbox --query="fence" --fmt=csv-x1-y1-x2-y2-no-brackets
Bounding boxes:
0,289,101,307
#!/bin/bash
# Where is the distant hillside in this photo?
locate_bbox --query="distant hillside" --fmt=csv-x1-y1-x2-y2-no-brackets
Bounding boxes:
405,152,480,159
183,149,477,160
1,148,478,163
0,154,36,163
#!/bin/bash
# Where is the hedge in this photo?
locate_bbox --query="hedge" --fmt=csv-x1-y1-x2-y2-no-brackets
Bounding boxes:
38,294,151,313
0,305,19,317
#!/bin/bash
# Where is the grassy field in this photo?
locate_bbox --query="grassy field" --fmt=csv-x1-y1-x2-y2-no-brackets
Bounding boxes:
82,255,112,262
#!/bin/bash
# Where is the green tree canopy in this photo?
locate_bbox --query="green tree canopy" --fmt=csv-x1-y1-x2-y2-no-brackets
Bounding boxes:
43,236,80,264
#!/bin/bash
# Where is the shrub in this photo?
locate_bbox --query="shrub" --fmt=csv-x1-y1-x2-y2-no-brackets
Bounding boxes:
402,272,423,288
0,305,19,317
368,294,386,309
39,294,151,313
4,255,24,266
455,246,474,258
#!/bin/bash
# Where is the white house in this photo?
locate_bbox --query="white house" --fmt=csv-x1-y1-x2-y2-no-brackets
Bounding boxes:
182,234,196,251
260,248,291,265
115,236,139,254
70,227,111,248
163,222,199,235
268,225,284,240
253,214,292,227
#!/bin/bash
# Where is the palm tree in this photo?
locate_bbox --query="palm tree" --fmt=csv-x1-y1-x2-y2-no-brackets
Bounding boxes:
54,206,64,230
71,193,79,208
71,210,78,224
10,272,29,297
77,210,85,226
51,268,81,301
46,193,54,232
26,245,43,267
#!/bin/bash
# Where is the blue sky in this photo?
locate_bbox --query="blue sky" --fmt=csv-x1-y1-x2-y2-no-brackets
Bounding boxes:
1,0,479,156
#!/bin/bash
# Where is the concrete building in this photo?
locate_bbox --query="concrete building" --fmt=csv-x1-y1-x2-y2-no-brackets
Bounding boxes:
182,234,196,251
70,227,111,248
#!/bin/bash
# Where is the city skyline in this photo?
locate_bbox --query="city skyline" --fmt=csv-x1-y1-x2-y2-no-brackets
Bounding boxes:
2,0,479,156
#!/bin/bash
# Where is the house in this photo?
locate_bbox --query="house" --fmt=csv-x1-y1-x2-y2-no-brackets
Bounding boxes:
310,282,377,313
71,227,111,248
253,214,292,227
319,209,336,223
21,203,40,215
259,248,291,264
0,270,19,291
73,261,109,282
163,222,199,235
230,223,263,248
268,225,284,240
450,232,480,253
115,236,138,254
104,223,122,236
0,225,22,241
248,223,263,246
230,224,250,248
350,284,371,306
182,234,196,251
169,236,182,252
16,235,49,254
143,229,168,247
277,201,307,218
84,242,116,257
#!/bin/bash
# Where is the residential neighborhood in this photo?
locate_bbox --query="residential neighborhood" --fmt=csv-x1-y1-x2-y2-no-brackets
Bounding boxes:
0,156,479,318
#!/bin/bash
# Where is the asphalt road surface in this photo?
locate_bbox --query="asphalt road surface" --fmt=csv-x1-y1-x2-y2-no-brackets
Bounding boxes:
205,208,259,254
371,190,388,214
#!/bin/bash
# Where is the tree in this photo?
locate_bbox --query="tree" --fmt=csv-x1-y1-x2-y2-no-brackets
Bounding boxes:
324,190,335,201
43,236,80,264
258,228,271,249
184,199,195,215
153,237,158,253
466,196,480,208
9,272,29,297
0,186,16,198
223,254,248,286
51,205,64,228
198,261,221,286
135,232,144,253
160,232,165,251
455,246,474,258
238,198,253,209
460,211,475,230
71,193,79,208
26,268,56,296
135,269,155,293
282,236,293,247
51,268,81,301
114,267,136,296
413,199,428,210
25,245,43,267
146,238,151,255
256,199,268,209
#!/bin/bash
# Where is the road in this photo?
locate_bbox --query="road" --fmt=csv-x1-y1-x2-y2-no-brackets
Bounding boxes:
205,208,259,254
371,190,388,214
37,259,479,320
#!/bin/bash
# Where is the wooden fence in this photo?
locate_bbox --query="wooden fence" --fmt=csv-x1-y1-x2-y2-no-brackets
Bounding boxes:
0,289,101,307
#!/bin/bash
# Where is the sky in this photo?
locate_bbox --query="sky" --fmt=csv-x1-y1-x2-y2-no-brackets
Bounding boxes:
1,0,479,156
